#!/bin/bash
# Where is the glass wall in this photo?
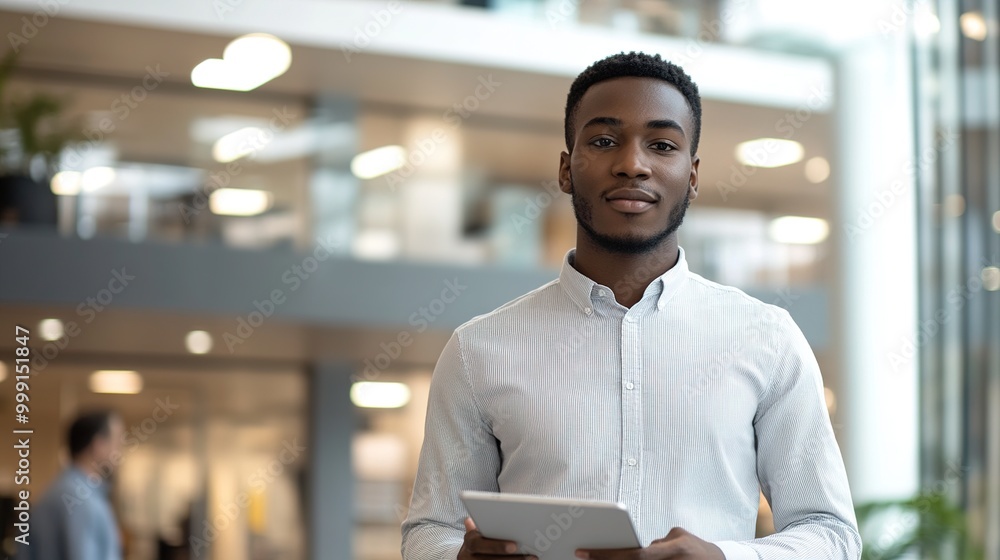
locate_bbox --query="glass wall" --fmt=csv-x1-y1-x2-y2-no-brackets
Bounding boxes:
916,0,1000,557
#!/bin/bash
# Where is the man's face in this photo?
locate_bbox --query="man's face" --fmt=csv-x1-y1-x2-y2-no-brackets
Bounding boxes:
559,77,699,254
90,415,125,476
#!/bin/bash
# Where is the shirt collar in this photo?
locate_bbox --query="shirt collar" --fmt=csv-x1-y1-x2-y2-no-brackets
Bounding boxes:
69,465,109,493
558,246,689,314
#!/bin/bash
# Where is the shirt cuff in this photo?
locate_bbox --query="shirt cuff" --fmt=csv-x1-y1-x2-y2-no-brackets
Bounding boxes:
713,540,757,560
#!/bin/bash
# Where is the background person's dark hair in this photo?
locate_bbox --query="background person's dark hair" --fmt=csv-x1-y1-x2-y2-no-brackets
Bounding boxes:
68,410,117,459
564,51,702,156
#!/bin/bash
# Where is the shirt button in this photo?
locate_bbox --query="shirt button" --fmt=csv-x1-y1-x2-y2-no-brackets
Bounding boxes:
625,382,634,390
584,307,593,315
598,289,606,297
627,458,637,466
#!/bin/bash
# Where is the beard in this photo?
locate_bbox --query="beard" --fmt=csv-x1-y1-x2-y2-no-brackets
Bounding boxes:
570,175,690,255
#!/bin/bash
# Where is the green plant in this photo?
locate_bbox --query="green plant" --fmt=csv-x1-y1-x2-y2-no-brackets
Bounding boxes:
855,492,983,560
0,49,82,177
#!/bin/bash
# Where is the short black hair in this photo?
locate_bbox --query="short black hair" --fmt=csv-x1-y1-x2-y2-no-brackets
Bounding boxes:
68,410,117,458
564,51,702,155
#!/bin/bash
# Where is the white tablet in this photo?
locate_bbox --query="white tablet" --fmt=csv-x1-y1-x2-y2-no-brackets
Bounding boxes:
460,490,641,560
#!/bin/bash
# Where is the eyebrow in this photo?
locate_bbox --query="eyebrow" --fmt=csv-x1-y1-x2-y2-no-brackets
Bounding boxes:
581,116,686,137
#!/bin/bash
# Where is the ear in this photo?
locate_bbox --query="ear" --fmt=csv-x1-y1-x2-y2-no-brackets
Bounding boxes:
688,154,699,201
558,151,573,194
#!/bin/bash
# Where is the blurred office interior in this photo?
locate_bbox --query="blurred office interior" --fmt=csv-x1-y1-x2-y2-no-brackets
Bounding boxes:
0,0,996,559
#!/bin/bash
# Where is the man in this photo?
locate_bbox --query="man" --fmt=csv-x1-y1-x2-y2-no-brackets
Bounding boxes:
20,410,125,560
401,52,860,560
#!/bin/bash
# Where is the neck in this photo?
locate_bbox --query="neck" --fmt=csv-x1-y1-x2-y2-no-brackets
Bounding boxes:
73,457,103,480
572,231,680,308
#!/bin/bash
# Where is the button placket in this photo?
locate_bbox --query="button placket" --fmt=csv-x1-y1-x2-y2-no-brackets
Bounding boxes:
617,312,643,524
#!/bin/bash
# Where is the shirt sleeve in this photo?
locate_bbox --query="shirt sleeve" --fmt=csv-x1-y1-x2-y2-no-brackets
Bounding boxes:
713,307,862,560
401,330,503,560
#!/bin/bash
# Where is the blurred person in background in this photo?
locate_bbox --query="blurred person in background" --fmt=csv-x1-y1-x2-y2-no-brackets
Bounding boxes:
19,410,125,560
402,52,860,560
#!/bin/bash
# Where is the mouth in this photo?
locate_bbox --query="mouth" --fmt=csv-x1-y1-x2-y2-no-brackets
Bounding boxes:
604,187,659,214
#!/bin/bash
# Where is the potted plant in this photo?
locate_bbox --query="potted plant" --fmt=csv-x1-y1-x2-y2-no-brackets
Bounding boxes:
0,49,81,227
855,492,984,560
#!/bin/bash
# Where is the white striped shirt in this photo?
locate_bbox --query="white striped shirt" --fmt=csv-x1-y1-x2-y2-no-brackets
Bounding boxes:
401,246,861,560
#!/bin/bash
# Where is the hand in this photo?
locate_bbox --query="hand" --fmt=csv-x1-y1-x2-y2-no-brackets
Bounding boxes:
459,517,538,560
575,527,725,560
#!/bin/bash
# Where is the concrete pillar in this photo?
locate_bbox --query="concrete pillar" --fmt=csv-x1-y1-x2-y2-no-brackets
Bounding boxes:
834,33,919,504
308,362,357,560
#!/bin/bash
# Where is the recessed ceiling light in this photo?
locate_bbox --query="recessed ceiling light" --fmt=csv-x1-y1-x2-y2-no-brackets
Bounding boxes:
192,33,292,92
351,145,407,179
805,157,830,183
213,127,269,163
768,216,829,244
350,382,411,408
982,267,1000,292
90,370,143,394
735,138,804,168
38,318,64,341
81,167,116,192
209,188,273,217
185,330,213,354
915,6,941,38
51,171,82,195
960,12,987,41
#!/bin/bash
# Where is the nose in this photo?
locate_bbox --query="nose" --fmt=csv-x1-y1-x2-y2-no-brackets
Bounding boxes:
610,140,651,179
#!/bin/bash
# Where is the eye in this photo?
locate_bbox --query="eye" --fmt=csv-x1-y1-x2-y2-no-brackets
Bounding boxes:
591,137,615,148
650,141,674,151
